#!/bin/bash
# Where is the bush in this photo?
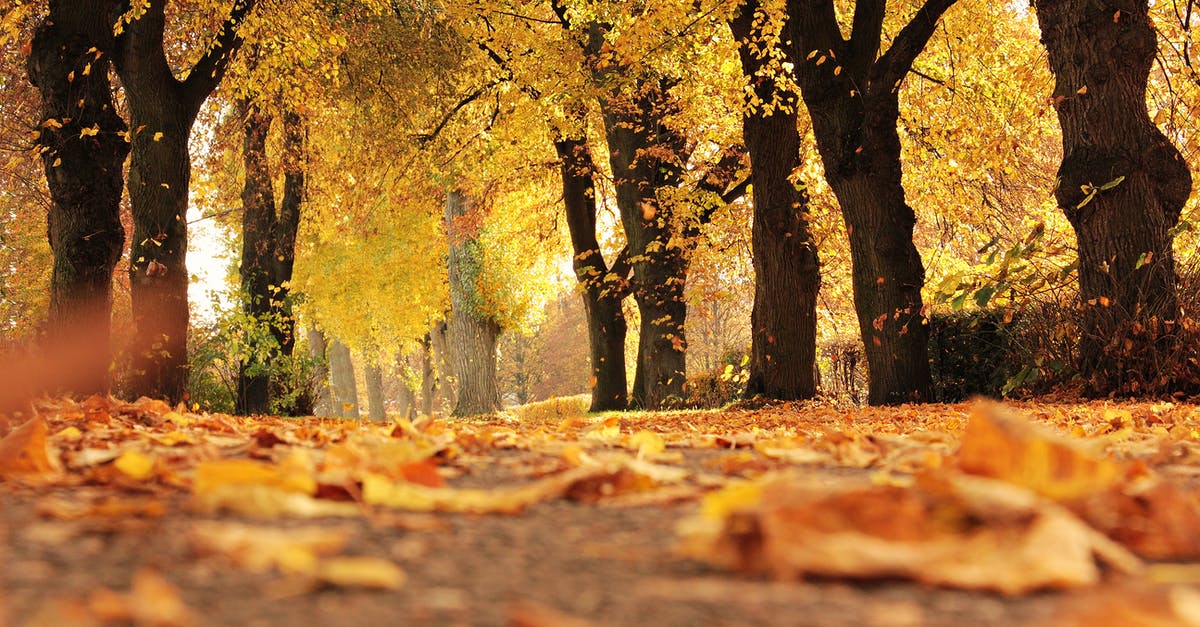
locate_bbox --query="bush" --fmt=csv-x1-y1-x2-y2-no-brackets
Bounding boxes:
927,310,1017,401
187,295,320,416
512,395,590,421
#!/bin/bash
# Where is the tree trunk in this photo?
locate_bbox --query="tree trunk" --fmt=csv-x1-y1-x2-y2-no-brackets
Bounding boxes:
599,84,689,409
784,0,954,404
395,352,418,420
115,0,255,402
328,339,359,419
445,192,502,416
236,100,273,415
306,326,332,416
365,363,386,422
420,333,435,417
554,136,628,411
1033,0,1192,393
429,320,455,412
732,2,821,401
26,0,129,396
235,99,306,415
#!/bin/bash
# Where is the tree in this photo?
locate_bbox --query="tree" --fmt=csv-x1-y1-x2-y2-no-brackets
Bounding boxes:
1033,0,1192,393
445,190,502,416
364,362,386,421
783,0,957,404
235,97,305,414
327,337,358,418
547,1,746,409
114,0,258,402
731,0,820,400
305,325,332,415
554,133,629,410
26,0,129,394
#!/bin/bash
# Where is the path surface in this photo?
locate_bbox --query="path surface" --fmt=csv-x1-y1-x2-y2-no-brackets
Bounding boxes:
3,397,1199,625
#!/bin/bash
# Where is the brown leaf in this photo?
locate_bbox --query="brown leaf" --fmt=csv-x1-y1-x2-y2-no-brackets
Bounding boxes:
0,417,62,478
956,403,1124,500
679,471,1141,594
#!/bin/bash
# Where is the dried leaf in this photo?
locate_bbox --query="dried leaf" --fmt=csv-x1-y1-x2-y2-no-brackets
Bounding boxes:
680,472,1140,594
0,417,62,478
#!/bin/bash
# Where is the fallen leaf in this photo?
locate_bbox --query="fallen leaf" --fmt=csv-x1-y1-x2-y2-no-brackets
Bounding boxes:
956,403,1124,500
0,417,62,478
113,450,155,481
189,521,350,574
313,556,406,589
679,471,1141,594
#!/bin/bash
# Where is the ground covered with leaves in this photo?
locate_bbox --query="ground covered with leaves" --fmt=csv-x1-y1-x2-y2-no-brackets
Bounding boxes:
5,397,1200,625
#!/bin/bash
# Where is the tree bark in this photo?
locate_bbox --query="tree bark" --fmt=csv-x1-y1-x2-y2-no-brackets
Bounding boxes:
26,0,129,395
365,363,386,422
445,191,502,416
306,326,332,416
554,136,629,411
328,338,359,419
115,0,256,402
235,98,306,415
784,0,954,404
732,1,821,401
1033,0,1192,392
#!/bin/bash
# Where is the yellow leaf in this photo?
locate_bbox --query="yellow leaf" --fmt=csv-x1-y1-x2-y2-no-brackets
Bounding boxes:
629,430,665,457
162,411,192,427
114,450,155,481
153,132,164,141
956,403,1123,501
55,426,83,440
315,557,407,590
193,456,316,496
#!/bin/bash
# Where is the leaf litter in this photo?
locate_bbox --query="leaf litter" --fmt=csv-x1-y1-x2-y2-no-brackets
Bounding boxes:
4,396,1200,623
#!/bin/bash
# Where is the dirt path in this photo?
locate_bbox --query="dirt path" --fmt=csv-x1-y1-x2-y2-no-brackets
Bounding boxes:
3,398,1198,626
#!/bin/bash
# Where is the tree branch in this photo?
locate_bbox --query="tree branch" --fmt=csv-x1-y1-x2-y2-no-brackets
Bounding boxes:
720,177,751,205
874,0,958,95
413,80,499,146
847,0,885,79
785,0,845,63
182,0,259,109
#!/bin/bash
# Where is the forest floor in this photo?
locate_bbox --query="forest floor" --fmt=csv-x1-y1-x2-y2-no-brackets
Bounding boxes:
4,396,1200,626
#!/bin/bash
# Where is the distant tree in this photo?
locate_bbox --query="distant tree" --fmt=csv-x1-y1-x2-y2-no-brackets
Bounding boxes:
554,131,629,410
445,191,502,416
235,97,305,415
327,337,359,418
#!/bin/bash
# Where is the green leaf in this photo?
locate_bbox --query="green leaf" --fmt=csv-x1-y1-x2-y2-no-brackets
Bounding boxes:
1098,175,1126,191
974,285,996,308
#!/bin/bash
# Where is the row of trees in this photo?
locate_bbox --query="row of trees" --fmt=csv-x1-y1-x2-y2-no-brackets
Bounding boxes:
3,0,1197,414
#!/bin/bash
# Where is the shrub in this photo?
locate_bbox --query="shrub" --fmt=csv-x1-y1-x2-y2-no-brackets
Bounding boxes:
512,394,590,422
927,310,1017,401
